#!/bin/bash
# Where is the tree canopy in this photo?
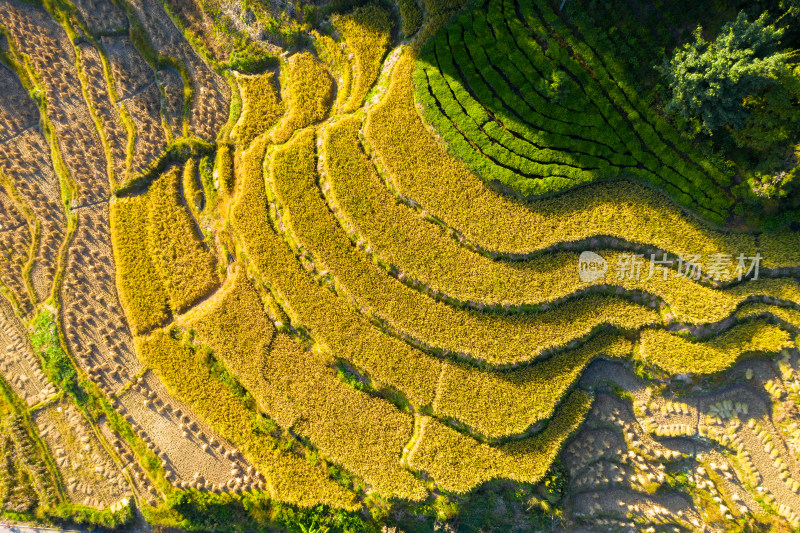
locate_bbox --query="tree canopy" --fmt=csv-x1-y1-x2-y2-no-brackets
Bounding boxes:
661,11,792,135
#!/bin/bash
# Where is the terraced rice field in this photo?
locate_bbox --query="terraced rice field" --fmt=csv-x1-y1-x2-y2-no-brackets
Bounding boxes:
2,0,800,530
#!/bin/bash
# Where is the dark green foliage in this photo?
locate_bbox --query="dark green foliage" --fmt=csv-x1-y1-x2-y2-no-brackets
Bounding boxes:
396,0,422,37
732,72,800,154
47,501,134,530
228,43,279,73
273,504,377,533
660,10,800,225
161,0,312,70
661,11,791,134
390,478,565,532
562,0,800,228
165,490,375,532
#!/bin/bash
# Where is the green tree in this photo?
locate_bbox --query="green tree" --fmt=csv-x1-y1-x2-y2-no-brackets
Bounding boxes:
732,66,800,154
661,11,792,134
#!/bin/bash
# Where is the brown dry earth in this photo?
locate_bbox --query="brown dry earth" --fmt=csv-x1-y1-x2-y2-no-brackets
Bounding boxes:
157,67,184,139
70,0,128,34
1,414,60,512
117,370,263,493
0,63,65,306
763,353,800,466
0,63,38,138
570,358,800,530
62,203,141,396
562,390,703,532
33,398,130,509
0,0,108,205
77,42,129,186
0,294,56,406
124,0,230,141
0,186,33,311
100,35,167,177
3,0,249,508
644,361,800,527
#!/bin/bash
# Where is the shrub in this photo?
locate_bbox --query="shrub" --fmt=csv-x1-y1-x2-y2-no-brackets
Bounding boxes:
29,310,79,398
396,0,422,37
366,49,777,266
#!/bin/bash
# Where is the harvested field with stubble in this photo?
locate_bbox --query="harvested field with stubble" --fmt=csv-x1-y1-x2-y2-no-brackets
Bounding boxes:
116,370,257,493
101,35,168,179
61,203,141,396
76,42,129,187
0,63,64,307
70,0,128,34
0,128,64,306
33,398,130,509
157,67,185,139
0,0,109,204
0,296,56,406
125,0,230,141
3,0,800,530
0,187,33,311
0,64,38,141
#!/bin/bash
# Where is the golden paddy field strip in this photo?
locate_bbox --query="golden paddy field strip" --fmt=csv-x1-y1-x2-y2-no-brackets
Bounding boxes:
638,319,794,374
233,72,285,148
184,268,427,500
408,389,592,493
110,193,170,334
279,128,660,366
146,168,219,314
323,115,800,325
234,137,442,406
271,52,333,145
332,4,393,113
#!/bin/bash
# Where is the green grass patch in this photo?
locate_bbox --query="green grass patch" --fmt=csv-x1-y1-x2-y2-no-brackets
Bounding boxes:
29,310,80,400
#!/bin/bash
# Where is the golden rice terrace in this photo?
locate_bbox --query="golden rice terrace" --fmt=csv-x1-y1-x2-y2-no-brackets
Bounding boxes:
2,0,800,530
